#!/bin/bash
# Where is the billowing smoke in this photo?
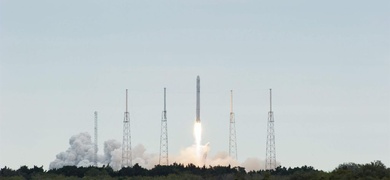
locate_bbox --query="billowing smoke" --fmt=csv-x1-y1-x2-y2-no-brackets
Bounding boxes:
49,132,123,170
50,132,267,171
102,139,121,170
49,132,96,169
171,143,265,171
132,144,159,169
242,157,264,171
49,132,159,171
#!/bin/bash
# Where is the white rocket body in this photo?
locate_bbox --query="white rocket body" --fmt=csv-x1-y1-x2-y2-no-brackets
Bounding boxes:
196,76,200,122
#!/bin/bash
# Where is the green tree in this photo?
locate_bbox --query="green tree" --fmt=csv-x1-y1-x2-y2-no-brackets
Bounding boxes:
1,166,18,177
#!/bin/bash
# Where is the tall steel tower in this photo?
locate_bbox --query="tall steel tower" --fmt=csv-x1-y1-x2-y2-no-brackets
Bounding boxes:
94,111,98,166
159,88,169,165
229,90,238,160
265,89,276,170
122,89,132,167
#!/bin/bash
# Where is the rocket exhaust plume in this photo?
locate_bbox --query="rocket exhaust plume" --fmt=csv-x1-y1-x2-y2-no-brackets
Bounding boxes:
194,122,202,156
194,76,202,158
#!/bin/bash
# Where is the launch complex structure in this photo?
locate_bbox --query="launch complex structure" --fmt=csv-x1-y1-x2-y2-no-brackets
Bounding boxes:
159,88,169,165
94,111,98,166
118,76,276,169
229,90,238,160
265,89,276,170
122,89,132,167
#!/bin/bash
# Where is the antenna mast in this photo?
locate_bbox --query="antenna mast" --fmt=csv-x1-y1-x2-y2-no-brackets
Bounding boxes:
122,89,132,167
159,88,169,165
265,88,276,170
94,111,98,166
229,90,238,160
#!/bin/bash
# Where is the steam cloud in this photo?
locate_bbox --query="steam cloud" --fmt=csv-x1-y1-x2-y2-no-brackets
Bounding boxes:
49,133,122,170
50,132,266,171
49,132,95,169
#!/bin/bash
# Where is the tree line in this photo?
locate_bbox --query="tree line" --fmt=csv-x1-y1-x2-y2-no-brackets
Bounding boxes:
1,160,389,180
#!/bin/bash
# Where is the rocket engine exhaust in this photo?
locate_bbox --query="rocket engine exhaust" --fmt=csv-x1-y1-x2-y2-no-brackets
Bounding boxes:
194,76,202,158
194,122,202,155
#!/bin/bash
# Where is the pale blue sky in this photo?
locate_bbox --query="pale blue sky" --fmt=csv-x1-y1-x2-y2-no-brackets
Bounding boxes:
1,0,389,171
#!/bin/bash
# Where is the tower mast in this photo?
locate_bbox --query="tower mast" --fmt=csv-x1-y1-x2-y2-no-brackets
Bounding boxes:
159,88,169,165
265,89,276,170
94,111,98,166
229,90,238,160
122,89,132,167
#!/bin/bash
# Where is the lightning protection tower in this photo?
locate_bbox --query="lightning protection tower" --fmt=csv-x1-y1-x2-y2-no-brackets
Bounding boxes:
122,89,132,167
94,111,98,166
229,90,238,160
265,89,276,170
159,88,169,165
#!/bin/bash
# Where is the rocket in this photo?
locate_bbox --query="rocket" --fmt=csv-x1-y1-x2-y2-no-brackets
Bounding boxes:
196,76,200,122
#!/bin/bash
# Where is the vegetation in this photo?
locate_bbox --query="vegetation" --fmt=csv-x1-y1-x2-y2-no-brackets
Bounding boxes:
1,161,389,180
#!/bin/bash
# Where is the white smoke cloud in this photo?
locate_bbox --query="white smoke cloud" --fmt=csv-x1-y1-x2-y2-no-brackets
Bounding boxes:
102,143,160,170
50,132,267,172
102,139,121,164
49,133,158,171
241,157,264,171
108,149,122,170
49,133,121,170
103,139,122,170
132,144,159,169
49,132,95,169
171,143,263,171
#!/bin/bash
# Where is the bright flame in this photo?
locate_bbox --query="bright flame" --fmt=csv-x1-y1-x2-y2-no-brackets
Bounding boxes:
193,121,202,157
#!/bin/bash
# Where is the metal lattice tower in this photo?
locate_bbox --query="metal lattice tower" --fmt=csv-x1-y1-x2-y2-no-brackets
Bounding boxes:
229,90,238,160
265,89,276,170
94,111,98,166
122,89,132,167
159,88,169,165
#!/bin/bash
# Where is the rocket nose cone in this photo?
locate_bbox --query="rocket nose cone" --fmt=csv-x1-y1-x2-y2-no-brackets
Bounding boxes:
197,76,200,79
